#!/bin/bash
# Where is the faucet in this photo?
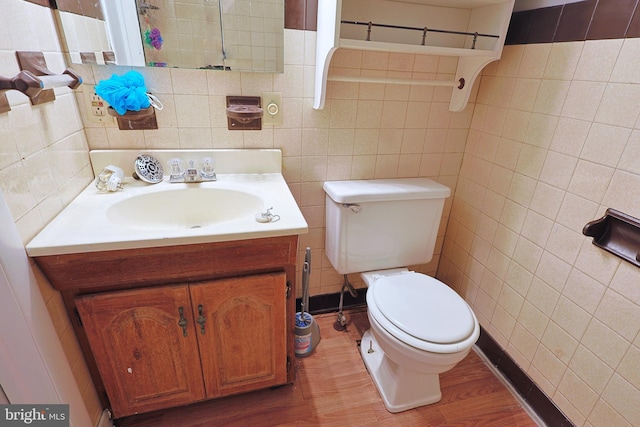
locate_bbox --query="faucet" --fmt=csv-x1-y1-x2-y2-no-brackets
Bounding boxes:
168,158,217,183
185,160,200,182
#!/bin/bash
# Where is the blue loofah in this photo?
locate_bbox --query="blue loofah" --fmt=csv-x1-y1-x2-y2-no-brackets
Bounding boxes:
95,71,151,115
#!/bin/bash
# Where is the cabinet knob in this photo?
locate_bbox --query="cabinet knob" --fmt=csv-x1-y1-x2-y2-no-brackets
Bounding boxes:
178,306,188,337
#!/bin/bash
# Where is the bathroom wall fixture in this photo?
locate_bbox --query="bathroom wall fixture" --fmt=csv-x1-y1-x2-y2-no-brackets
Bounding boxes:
107,105,158,130
167,157,217,183
0,51,82,113
583,208,640,268
314,0,515,112
226,96,263,130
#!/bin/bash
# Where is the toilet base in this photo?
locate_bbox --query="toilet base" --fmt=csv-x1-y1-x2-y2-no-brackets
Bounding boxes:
360,330,442,413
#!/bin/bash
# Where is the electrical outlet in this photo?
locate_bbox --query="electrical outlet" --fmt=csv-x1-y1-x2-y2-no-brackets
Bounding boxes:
90,93,106,116
83,85,113,124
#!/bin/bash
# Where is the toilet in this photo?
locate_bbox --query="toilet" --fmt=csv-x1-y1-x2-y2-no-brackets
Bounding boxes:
323,178,480,413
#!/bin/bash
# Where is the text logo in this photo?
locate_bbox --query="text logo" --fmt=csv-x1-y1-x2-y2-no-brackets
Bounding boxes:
0,405,69,427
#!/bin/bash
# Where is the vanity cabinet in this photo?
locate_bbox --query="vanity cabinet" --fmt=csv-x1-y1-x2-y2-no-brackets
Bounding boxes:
32,236,297,420
75,285,205,417
76,272,287,418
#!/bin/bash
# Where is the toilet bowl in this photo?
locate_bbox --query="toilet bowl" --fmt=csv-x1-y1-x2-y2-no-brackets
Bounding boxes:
322,178,480,412
359,269,480,413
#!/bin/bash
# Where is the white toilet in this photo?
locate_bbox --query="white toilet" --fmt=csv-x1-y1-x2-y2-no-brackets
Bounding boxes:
323,178,480,413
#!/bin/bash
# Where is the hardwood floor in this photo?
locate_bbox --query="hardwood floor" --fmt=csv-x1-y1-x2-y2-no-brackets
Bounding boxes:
118,308,540,427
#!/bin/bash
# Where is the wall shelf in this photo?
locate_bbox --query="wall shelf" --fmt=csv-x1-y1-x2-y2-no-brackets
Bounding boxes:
583,208,640,268
314,0,515,112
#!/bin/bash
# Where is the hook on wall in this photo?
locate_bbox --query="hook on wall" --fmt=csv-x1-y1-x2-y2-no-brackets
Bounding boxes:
0,51,82,114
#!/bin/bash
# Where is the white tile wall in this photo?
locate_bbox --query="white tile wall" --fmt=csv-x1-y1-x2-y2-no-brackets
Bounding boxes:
74,29,468,299
0,0,98,423
4,1,640,424
440,40,640,426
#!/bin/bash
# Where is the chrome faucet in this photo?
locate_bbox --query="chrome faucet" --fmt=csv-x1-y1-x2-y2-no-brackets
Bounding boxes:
168,158,217,183
185,160,200,182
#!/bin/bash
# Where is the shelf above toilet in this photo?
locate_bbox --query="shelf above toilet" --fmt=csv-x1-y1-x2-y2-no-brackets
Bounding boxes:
314,0,515,112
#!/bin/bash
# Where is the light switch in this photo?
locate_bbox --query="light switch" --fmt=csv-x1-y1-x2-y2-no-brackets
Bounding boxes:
261,92,282,126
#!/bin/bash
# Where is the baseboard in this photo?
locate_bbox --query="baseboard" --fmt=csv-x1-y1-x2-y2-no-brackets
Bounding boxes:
302,292,574,426
474,326,574,426
296,288,367,314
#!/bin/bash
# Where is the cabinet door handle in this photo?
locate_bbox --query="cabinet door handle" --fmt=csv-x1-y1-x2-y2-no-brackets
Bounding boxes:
178,306,188,337
196,304,206,335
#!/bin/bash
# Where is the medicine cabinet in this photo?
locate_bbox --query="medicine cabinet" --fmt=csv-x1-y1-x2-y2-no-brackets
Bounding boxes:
314,0,515,112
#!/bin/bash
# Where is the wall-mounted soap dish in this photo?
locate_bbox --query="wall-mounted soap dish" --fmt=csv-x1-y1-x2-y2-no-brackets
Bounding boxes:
226,96,263,130
583,208,640,268
108,106,158,130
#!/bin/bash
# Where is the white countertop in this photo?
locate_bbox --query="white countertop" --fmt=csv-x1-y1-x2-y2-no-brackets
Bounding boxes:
26,150,308,257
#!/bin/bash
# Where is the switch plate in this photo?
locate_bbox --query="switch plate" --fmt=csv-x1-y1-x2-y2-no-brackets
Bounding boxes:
261,92,282,126
83,85,113,124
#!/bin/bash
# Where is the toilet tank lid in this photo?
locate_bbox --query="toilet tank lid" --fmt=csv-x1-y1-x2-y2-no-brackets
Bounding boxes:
323,178,451,203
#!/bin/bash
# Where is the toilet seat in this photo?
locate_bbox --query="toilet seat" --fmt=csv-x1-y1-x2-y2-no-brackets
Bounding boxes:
367,272,477,354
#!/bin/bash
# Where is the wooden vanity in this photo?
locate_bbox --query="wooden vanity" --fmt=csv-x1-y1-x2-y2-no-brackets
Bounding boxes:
32,235,298,419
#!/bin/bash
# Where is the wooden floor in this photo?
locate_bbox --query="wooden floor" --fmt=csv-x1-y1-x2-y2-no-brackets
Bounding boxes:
118,308,540,427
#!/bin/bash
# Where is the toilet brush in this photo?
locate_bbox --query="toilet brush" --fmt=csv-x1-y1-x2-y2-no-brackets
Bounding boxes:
294,248,321,357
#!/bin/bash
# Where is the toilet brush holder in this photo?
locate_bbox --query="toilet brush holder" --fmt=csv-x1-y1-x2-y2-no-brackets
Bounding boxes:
294,312,321,357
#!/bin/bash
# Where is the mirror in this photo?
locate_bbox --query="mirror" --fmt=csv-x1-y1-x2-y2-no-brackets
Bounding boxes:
56,0,284,73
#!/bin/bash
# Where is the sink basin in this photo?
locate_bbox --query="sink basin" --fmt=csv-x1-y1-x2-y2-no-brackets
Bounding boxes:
25,149,309,256
107,187,264,230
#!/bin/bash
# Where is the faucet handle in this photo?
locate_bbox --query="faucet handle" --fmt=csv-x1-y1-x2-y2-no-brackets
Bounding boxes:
200,157,217,180
168,158,185,182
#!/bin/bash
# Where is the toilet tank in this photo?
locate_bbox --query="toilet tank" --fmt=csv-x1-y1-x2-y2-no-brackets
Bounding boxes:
324,178,451,275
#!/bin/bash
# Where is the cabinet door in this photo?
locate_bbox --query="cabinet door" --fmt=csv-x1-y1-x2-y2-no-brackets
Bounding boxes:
190,272,288,398
76,285,205,418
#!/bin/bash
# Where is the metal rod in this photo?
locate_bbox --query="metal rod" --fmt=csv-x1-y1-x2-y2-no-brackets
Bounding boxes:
341,20,500,39
329,75,465,89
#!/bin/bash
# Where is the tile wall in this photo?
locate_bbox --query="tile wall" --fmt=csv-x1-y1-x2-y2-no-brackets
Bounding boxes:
0,0,99,423
222,0,285,72
4,0,640,425
508,0,640,44
57,11,112,64
57,0,104,19
439,39,640,426
75,30,471,298
138,0,225,69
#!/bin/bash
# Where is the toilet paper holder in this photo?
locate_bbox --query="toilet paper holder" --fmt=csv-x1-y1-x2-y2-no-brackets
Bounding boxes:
583,208,640,268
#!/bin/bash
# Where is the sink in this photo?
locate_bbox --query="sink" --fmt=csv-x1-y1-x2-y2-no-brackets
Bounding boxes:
25,149,309,256
107,187,264,230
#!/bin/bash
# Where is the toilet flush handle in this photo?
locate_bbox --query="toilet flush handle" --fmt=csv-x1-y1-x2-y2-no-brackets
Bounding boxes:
341,203,362,214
